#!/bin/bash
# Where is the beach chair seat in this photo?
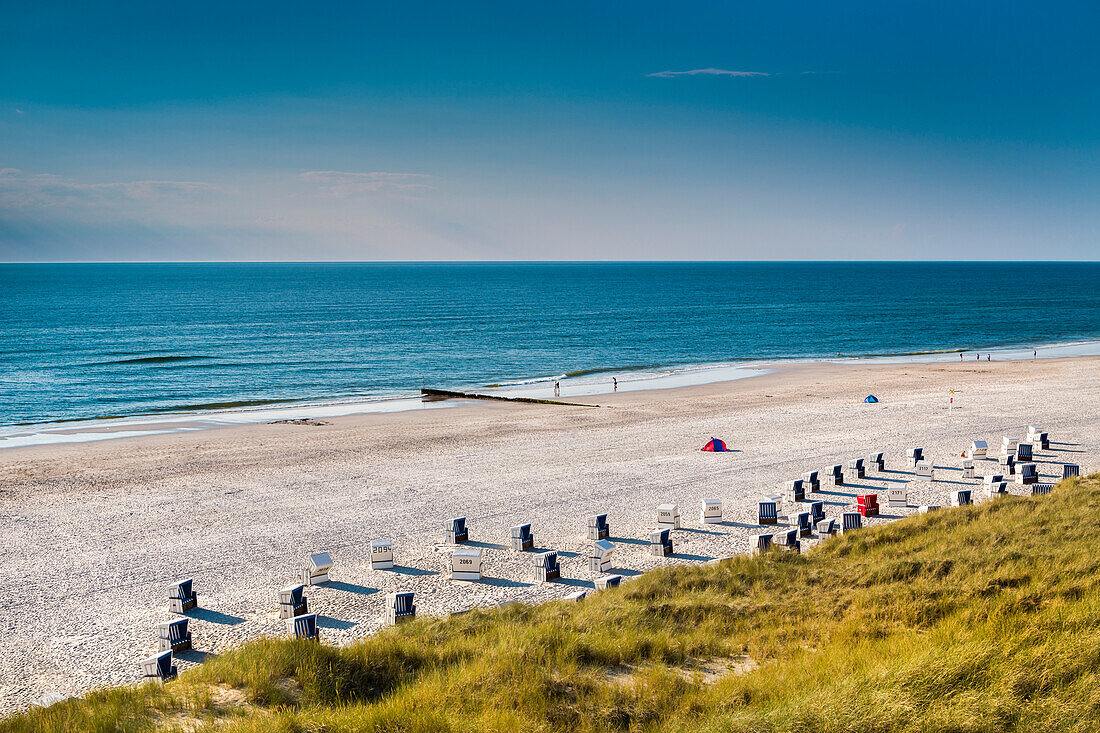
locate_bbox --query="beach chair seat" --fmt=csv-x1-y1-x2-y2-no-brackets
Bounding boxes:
816,519,836,536
826,464,844,486
796,511,813,537
657,503,681,529
776,529,800,553
594,574,622,591
856,494,879,517
998,454,1016,474
1032,483,1054,496
278,584,308,619
445,517,469,544
1015,442,1033,463
299,552,333,586
586,513,610,541
983,473,1004,486
867,452,885,473
906,448,924,468
886,486,907,508
288,612,320,641
157,618,192,653
1063,464,1080,479
985,481,1007,498
589,539,615,572
802,470,820,492
967,440,988,459
449,547,483,581
534,551,560,582
649,528,673,557
847,458,865,479
810,501,825,524
950,489,972,507
840,512,862,534
1017,462,1039,485
370,539,394,570
751,533,773,554
140,651,176,682
914,461,934,481
758,500,778,525
918,505,940,514
510,523,534,551
386,592,416,625
700,498,723,524
168,579,197,614
784,479,805,503
961,459,975,479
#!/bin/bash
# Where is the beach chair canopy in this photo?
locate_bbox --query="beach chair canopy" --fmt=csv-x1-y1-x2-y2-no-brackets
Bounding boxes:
701,437,728,452
864,395,879,403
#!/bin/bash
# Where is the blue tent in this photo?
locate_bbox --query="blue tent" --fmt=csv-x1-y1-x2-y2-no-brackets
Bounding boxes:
864,395,879,403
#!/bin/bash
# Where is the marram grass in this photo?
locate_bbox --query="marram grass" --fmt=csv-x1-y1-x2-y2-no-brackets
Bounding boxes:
9,475,1100,732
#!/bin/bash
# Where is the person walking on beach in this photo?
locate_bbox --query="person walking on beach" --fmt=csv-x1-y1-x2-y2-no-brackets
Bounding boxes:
612,377,617,392
554,380,560,397
1034,349,1037,359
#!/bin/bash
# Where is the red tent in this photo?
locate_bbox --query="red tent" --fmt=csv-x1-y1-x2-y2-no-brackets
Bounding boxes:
701,437,728,452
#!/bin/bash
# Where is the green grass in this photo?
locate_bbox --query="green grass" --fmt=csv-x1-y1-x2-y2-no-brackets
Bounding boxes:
10,475,1100,732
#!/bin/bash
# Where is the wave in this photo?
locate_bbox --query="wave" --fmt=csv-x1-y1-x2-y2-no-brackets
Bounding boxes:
563,364,654,378
84,355,216,366
144,397,305,414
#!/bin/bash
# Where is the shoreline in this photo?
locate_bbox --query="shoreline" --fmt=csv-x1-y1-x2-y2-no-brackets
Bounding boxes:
4,338,1100,451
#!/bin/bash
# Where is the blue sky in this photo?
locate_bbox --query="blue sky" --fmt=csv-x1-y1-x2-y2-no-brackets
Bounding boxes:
2,1,1098,261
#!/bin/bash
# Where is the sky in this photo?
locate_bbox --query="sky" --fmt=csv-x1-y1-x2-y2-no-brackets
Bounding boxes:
1,1,1099,261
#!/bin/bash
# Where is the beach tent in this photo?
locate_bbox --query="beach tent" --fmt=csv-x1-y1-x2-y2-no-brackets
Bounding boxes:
701,437,728,452
864,395,879,403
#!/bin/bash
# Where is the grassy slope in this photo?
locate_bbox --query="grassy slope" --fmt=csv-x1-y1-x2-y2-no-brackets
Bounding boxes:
10,475,1100,733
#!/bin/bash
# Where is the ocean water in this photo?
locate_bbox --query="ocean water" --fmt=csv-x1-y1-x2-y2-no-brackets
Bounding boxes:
2,262,1099,437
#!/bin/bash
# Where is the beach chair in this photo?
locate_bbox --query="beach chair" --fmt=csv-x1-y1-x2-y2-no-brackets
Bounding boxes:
984,473,1004,486
511,523,534,551
586,513,610,540
278,584,308,619
856,494,879,517
784,479,805,503
700,498,723,524
1016,442,1033,463
140,651,176,682
847,458,866,479
1063,464,1080,479
657,503,681,529
1017,462,1039,485
157,618,192,653
563,590,587,602
287,612,320,641
1027,425,1043,442
445,517,469,544
998,453,1016,475
589,539,615,572
649,528,673,557
1032,483,1054,496
802,470,820,492
751,534,773,554
758,500,778,525
594,574,622,591
300,552,333,586
886,486,907,508
168,579,197,614
796,512,813,537
867,452,885,473
961,459,975,479
450,547,482,581
816,519,836,536
967,440,988,459
810,501,825,524
915,461,934,481
385,592,416,625
1002,436,1019,455
906,448,924,468
826,464,844,486
918,505,940,514
985,480,1007,498
534,551,560,582
370,539,394,570
950,489,972,507
1033,431,1049,450
840,512,862,534
776,529,800,553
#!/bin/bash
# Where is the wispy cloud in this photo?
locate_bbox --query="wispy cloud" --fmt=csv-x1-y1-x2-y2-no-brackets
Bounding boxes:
299,171,434,197
647,68,771,79
0,169,223,210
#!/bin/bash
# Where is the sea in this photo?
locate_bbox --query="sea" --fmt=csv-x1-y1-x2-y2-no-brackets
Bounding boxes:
2,262,1099,448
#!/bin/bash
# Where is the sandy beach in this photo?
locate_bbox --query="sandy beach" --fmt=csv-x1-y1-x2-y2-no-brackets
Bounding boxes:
0,356,1096,712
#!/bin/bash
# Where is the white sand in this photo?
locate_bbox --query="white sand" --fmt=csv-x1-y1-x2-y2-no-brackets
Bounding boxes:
0,357,1096,712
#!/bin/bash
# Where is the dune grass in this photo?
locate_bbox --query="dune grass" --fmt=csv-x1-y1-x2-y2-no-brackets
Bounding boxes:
10,474,1100,732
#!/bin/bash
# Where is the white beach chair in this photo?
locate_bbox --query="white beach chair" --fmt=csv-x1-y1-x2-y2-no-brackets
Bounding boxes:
1063,464,1080,479
776,529,800,553
802,470,820,492
563,590,587,602
816,519,836,536
810,500,825,524
140,651,176,682
758,500,778,525
1001,436,1019,456
784,479,805,503
534,551,560,582
649,528,673,556
168,579,197,614
1016,462,1038,485
950,489,972,507
886,486,907,508
370,539,394,570
961,459,975,479
657,503,681,529
157,618,192,653
751,534,773,554
278,584,308,619
967,440,988,459
1032,483,1054,496
586,513,610,540
906,448,924,468
840,512,862,534
300,552,333,586
847,458,865,479
796,511,813,537
998,453,1016,475
985,480,1007,499
511,523,534,551
445,517,469,544
700,498,723,524
826,464,844,486
589,539,615,573
917,505,940,514
287,612,320,641
867,452,885,473
386,592,416,625
449,547,483,581
1016,442,1033,463
914,460,935,481
594,574,622,591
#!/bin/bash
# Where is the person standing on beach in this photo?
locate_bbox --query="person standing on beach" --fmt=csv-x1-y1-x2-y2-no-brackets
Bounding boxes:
612,377,617,392
554,381,560,397
1034,349,1037,359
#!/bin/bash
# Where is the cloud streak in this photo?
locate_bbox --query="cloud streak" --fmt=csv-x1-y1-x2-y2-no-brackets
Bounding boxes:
299,170,435,197
0,169,223,210
646,68,771,78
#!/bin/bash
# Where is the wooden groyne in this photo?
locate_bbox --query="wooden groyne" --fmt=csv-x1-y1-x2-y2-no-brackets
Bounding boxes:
421,388,598,407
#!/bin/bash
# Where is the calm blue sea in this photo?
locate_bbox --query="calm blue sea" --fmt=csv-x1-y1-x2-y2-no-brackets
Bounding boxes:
2,262,1099,429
